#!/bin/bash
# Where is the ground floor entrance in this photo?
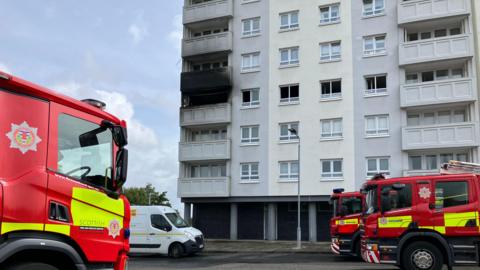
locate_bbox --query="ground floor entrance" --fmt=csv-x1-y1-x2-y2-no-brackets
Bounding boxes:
187,199,332,242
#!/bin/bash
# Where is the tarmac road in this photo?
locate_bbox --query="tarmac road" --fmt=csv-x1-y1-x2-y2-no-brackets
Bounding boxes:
129,252,398,270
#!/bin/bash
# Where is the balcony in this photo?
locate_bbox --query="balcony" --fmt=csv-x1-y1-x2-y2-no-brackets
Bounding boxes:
182,32,232,58
179,140,231,161
398,0,470,25
402,122,478,150
400,78,476,107
399,34,472,66
183,0,233,25
181,67,232,95
180,103,231,126
178,177,230,197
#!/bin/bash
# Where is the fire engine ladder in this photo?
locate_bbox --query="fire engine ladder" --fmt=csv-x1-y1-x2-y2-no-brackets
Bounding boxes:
440,160,480,175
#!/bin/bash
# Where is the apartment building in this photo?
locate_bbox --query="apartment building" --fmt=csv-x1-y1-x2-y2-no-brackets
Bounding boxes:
178,0,480,241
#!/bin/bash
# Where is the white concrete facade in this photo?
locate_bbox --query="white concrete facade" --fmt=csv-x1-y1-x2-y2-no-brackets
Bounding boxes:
178,0,480,241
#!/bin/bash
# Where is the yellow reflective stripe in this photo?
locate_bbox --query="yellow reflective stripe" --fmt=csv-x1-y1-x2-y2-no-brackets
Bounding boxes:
1,222,44,234
444,212,478,227
378,216,412,228
71,200,123,228
336,218,359,225
72,188,124,217
45,224,70,236
419,226,446,234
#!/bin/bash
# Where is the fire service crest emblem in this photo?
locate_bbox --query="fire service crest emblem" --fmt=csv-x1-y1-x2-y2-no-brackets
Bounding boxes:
6,121,42,154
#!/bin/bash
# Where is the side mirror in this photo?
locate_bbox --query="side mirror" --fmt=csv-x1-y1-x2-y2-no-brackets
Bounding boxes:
115,149,128,191
113,126,128,148
164,225,172,232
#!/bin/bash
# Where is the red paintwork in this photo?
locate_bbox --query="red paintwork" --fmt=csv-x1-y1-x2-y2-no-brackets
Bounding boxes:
0,72,130,269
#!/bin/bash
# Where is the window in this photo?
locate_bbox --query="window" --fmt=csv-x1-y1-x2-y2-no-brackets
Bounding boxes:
280,85,299,103
367,157,390,177
408,153,468,171
279,122,299,141
364,35,386,56
151,215,171,231
241,163,259,181
280,47,299,66
407,109,467,126
405,27,462,43
363,0,385,17
434,29,447,38
365,115,389,137
321,159,343,179
321,119,342,139
242,17,260,36
365,75,387,96
241,52,260,72
435,181,468,209
57,114,113,189
320,41,341,62
321,80,341,99
279,161,299,180
242,88,260,107
191,128,227,142
241,126,259,144
189,164,226,178
406,68,465,84
320,4,340,24
165,213,189,228
280,11,299,30
381,184,412,212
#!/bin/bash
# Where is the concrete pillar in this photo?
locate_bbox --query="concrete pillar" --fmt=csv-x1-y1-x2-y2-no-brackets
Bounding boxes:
267,203,277,241
230,203,238,240
184,203,192,225
308,202,317,242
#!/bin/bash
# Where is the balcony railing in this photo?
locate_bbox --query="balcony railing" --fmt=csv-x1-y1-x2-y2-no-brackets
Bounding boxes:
180,103,231,126
182,32,232,58
399,34,472,66
181,67,232,94
178,177,230,197
179,140,231,161
183,0,233,25
400,78,476,107
398,0,470,25
402,122,478,150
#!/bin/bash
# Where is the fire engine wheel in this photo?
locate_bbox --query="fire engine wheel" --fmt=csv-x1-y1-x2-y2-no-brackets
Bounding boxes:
6,262,59,270
169,242,184,259
402,241,443,270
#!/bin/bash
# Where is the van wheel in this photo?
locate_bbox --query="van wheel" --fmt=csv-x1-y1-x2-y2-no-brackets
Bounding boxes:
169,243,184,258
401,241,443,270
6,262,59,270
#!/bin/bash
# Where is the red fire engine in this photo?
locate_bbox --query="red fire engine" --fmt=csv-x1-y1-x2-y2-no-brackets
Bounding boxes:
0,71,130,270
330,189,364,257
361,161,480,270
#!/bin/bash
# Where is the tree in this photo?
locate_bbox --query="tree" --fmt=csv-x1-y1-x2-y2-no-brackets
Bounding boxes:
123,183,171,206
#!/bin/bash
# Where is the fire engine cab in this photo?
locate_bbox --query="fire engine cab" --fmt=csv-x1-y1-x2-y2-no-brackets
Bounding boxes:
0,71,130,270
330,189,364,257
361,161,480,270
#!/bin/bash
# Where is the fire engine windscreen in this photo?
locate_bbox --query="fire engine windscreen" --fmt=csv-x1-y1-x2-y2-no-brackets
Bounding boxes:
336,197,362,217
57,114,114,189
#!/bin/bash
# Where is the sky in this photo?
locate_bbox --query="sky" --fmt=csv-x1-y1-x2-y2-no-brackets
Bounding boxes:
0,1,184,209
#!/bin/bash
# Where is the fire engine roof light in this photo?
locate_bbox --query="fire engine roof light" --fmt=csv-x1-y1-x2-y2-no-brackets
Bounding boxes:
333,188,344,194
81,99,106,110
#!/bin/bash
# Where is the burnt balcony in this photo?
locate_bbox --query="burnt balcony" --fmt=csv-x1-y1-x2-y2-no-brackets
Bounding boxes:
181,67,232,95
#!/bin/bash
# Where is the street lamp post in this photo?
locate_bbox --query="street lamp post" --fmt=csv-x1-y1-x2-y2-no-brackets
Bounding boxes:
148,193,154,205
289,128,301,249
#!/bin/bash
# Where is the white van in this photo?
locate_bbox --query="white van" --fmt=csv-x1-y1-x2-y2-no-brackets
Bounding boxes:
130,205,204,258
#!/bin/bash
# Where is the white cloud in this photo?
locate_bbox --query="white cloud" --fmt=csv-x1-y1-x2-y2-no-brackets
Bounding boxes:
128,11,149,44
167,14,183,50
52,81,181,210
0,63,11,74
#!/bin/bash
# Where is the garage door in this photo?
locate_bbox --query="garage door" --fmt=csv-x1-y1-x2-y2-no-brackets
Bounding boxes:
193,203,230,239
238,203,264,240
